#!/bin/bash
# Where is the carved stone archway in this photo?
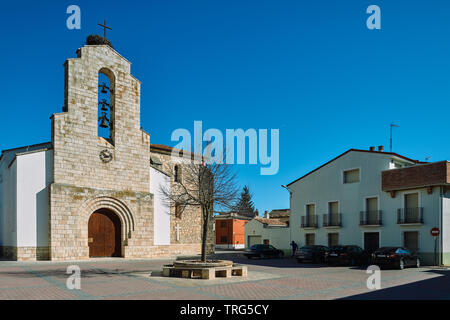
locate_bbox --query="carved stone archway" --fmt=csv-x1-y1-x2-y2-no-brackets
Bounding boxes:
79,197,135,252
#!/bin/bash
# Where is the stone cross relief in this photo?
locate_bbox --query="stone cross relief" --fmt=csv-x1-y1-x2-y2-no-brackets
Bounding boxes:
175,223,181,241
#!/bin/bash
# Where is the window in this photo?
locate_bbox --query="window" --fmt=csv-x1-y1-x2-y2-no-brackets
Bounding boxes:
365,198,379,225
306,204,315,218
329,202,338,214
305,233,315,246
404,231,419,252
343,169,360,183
220,236,227,243
405,193,419,209
403,193,420,223
221,221,226,228
174,165,182,183
328,233,339,247
328,201,339,226
366,197,378,212
175,203,182,219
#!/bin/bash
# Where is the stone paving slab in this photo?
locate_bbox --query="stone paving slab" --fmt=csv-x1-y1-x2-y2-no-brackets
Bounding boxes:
0,255,448,300
140,270,283,287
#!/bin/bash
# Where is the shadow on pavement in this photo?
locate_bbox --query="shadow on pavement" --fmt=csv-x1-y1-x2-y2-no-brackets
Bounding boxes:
341,269,450,300
0,268,158,279
210,253,331,268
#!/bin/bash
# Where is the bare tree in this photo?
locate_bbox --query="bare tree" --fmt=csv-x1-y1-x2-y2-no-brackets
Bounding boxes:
160,155,239,262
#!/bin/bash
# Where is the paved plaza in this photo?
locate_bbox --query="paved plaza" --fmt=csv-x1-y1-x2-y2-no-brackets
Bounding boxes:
0,251,449,300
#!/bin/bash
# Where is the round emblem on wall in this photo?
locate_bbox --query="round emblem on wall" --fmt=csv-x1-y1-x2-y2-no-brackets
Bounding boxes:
99,149,113,163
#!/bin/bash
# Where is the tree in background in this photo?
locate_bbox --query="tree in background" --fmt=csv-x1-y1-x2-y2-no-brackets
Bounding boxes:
235,185,257,218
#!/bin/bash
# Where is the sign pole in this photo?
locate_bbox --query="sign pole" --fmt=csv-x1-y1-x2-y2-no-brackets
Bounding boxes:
430,227,440,266
434,237,437,266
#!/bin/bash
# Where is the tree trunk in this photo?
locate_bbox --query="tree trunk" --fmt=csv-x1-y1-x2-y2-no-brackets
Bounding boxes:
201,205,209,262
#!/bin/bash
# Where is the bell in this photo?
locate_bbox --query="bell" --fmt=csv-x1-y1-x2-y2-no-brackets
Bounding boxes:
99,99,109,111
99,83,109,94
99,113,109,128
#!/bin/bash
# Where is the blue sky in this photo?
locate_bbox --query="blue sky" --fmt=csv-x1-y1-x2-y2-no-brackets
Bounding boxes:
0,1,449,214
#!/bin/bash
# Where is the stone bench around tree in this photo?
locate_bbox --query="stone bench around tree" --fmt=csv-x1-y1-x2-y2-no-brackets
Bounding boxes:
162,264,247,280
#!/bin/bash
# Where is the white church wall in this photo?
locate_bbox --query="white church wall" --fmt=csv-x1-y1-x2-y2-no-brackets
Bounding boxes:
150,167,171,245
0,158,17,247
16,150,53,247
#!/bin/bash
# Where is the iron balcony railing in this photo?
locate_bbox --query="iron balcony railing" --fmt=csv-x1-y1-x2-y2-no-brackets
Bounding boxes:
323,214,342,227
360,210,382,226
301,215,318,228
397,208,423,224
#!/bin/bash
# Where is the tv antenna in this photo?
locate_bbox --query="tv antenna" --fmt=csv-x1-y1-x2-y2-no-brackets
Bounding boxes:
390,123,400,152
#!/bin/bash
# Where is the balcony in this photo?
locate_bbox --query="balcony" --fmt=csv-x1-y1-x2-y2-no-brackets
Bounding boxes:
301,215,318,229
360,211,382,226
397,208,423,224
323,214,342,227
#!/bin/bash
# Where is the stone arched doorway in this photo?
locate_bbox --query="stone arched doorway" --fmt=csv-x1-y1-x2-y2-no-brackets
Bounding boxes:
88,208,122,257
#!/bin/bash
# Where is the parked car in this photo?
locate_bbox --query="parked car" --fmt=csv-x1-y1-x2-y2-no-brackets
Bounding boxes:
326,245,370,266
372,247,420,270
244,244,284,259
296,245,329,263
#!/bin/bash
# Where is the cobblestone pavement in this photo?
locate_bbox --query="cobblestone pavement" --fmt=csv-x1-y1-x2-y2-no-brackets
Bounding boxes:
0,252,449,300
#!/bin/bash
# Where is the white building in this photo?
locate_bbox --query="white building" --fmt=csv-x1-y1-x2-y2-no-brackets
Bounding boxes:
244,217,290,253
286,147,450,265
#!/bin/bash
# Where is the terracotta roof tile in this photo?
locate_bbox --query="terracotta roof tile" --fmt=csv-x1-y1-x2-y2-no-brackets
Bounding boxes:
254,217,287,226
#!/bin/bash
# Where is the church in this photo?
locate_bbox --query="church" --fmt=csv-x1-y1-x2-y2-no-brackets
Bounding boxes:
0,35,214,261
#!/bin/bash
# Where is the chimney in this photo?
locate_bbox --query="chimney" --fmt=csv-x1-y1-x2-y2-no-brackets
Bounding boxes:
369,146,375,151
378,145,384,152
264,210,269,219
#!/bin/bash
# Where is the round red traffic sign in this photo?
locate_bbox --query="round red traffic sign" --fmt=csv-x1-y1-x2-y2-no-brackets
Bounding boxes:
430,227,440,237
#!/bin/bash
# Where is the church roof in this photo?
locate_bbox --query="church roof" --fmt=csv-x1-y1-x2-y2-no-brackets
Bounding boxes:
0,142,52,164
150,144,205,160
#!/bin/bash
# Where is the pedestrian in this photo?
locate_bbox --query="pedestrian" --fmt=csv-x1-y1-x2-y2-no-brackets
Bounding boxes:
290,240,298,257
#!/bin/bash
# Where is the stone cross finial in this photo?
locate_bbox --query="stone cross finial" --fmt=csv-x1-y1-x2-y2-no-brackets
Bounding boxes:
98,20,112,38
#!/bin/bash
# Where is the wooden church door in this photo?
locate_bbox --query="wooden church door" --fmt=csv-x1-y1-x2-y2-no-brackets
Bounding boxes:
88,209,122,257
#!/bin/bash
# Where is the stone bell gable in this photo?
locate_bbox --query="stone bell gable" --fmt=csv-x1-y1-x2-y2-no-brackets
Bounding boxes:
51,44,150,191
49,42,154,260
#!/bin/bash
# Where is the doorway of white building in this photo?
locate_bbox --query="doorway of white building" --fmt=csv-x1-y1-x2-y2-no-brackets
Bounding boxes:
248,235,262,247
364,232,379,254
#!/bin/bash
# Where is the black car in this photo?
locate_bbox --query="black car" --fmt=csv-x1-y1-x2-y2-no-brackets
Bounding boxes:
244,244,284,259
326,245,370,266
296,245,329,263
372,247,420,270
